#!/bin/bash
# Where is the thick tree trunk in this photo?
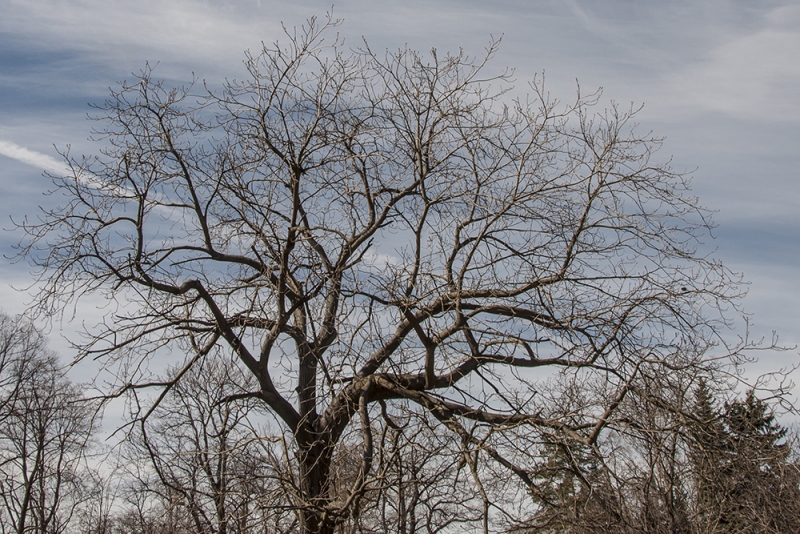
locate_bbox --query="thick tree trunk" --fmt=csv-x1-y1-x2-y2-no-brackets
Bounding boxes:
297,427,335,534
299,512,335,534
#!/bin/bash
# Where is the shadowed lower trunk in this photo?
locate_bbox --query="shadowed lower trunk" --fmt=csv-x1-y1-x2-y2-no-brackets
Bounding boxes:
297,425,336,534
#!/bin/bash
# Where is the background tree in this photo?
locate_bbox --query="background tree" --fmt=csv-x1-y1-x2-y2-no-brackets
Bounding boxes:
520,380,800,534
519,438,624,533
0,312,96,534
516,370,696,533
690,385,800,533
19,15,762,533
334,405,485,534
121,354,294,534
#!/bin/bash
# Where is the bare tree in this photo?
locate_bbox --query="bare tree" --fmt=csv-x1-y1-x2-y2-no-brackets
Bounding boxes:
519,378,800,534
121,354,294,534
333,404,485,534
0,313,95,534
18,15,757,533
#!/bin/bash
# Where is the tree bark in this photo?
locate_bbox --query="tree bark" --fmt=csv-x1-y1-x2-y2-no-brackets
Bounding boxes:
297,430,335,534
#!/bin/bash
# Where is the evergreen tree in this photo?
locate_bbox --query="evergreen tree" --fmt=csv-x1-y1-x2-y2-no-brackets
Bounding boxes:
690,386,800,533
689,380,729,530
521,440,627,533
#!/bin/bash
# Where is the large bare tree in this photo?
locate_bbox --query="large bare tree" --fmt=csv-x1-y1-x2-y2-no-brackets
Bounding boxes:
19,16,753,533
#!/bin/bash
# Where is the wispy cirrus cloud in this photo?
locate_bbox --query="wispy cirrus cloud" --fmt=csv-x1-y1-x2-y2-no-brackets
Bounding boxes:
0,139,142,200
0,0,301,80
0,139,68,175
657,4,800,120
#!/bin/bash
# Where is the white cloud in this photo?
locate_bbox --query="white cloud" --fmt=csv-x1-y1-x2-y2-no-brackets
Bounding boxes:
362,250,400,270
662,5,800,120
0,139,68,175
0,139,146,202
0,0,509,82
2,0,292,78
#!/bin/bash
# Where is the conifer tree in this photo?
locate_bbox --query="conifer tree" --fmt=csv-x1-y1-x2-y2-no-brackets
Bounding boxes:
690,386,800,533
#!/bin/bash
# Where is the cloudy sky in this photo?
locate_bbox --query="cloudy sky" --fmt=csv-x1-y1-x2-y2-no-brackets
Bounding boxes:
1,0,798,382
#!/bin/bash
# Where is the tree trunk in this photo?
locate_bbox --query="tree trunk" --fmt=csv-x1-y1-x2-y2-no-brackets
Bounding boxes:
297,428,335,534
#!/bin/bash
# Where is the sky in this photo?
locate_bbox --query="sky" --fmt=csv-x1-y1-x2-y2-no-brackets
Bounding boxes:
1,0,799,388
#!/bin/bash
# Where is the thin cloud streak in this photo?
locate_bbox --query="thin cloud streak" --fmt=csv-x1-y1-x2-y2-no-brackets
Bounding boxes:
562,0,627,48
0,139,154,205
0,139,68,175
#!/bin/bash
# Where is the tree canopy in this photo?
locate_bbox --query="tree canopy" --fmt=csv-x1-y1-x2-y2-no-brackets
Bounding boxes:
18,16,764,533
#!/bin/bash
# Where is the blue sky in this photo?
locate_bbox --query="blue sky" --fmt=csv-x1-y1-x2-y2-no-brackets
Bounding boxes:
1,0,799,382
